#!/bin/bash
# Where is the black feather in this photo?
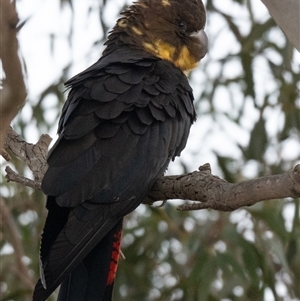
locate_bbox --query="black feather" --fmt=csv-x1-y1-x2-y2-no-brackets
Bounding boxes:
34,46,195,301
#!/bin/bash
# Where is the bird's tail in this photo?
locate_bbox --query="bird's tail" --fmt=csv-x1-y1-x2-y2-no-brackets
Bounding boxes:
57,220,123,301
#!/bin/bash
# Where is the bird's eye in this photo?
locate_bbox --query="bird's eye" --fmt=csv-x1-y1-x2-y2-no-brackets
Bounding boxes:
177,20,187,32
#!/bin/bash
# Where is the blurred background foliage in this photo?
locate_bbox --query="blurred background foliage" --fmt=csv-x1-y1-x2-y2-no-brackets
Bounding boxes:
1,0,299,300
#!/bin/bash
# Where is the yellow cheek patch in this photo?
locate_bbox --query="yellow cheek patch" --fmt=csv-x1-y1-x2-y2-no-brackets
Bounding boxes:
143,40,198,71
154,40,175,61
143,40,174,62
175,45,198,71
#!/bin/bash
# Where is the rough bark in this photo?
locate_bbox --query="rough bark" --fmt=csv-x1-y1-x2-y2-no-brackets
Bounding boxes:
3,127,300,212
144,164,300,211
0,0,27,149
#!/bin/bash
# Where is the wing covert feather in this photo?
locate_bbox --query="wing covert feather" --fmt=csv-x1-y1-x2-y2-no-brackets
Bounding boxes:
43,58,195,207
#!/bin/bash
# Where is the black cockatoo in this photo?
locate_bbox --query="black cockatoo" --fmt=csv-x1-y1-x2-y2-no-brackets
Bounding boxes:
33,0,208,300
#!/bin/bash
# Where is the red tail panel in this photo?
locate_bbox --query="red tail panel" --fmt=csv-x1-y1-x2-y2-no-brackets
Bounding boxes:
51,219,123,301
106,227,122,286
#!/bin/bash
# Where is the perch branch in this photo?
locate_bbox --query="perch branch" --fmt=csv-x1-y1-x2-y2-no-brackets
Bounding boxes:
143,163,300,211
3,128,300,211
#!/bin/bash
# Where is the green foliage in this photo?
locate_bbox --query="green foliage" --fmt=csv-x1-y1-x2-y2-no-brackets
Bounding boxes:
1,0,299,300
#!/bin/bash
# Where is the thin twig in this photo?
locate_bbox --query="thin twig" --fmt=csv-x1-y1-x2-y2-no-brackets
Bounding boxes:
0,197,36,290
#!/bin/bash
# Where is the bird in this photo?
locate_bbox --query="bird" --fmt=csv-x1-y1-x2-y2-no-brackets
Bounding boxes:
33,0,208,300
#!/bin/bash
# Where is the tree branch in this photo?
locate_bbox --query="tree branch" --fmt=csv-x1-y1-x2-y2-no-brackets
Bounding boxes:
144,163,300,211
4,126,52,188
0,0,27,149
0,197,35,290
3,128,300,211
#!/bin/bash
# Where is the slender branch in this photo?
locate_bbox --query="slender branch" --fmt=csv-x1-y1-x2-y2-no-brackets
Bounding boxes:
0,197,35,290
2,128,300,212
5,166,41,190
0,0,27,149
4,126,52,186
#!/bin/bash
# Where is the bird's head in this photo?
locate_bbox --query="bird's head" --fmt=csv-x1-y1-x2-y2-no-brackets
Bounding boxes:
106,0,208,72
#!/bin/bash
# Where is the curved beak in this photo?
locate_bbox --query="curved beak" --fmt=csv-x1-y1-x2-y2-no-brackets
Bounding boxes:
192,29,208,59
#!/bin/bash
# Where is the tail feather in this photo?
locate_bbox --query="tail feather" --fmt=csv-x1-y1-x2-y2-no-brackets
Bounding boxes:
33,219,123,301
57,220,123,301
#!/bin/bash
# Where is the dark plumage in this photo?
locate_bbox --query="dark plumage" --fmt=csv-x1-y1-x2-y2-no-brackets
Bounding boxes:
33,0,207,300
